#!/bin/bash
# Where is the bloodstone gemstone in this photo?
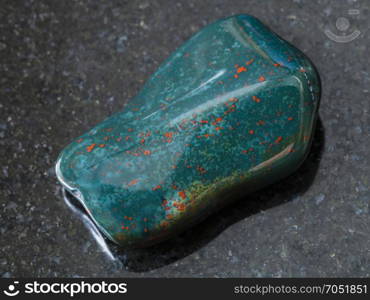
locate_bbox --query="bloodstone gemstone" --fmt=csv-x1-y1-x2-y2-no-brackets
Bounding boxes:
56,14,320,247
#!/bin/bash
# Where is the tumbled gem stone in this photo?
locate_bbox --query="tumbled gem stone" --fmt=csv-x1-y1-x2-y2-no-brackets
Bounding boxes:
56,14,320,247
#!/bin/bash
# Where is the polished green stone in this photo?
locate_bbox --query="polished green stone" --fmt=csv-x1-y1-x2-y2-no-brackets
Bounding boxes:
56,14,320,247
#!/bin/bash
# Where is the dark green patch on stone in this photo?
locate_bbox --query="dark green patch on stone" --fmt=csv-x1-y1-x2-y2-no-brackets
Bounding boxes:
56,15,320,247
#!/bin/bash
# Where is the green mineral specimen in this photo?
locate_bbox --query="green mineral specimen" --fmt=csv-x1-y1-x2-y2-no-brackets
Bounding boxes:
56,15,320,247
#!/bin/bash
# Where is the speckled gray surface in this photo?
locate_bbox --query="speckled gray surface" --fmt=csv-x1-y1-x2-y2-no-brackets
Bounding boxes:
0,0,369,278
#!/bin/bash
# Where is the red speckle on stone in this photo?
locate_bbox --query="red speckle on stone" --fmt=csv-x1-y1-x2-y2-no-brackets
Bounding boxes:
140,138,145,144
252,96,261,103
77,138,83,143
86,143,96,152
242,148,254,154
224,104,236,115
275,136,283,143
197,166,207,174
143,150,151,155
99,144,105,148
173,202,186,212
212,117,223,125
249,130,255,135
246,59,254,65
178,191,186,199
128,179,138,186
288,117,293,121
234,74,239,79
258,76,266,82
236,66,247,73
152,185,161,191
164,132,173,138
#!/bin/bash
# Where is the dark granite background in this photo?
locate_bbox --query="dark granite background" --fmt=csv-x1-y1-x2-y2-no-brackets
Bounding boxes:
1,0,369,277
